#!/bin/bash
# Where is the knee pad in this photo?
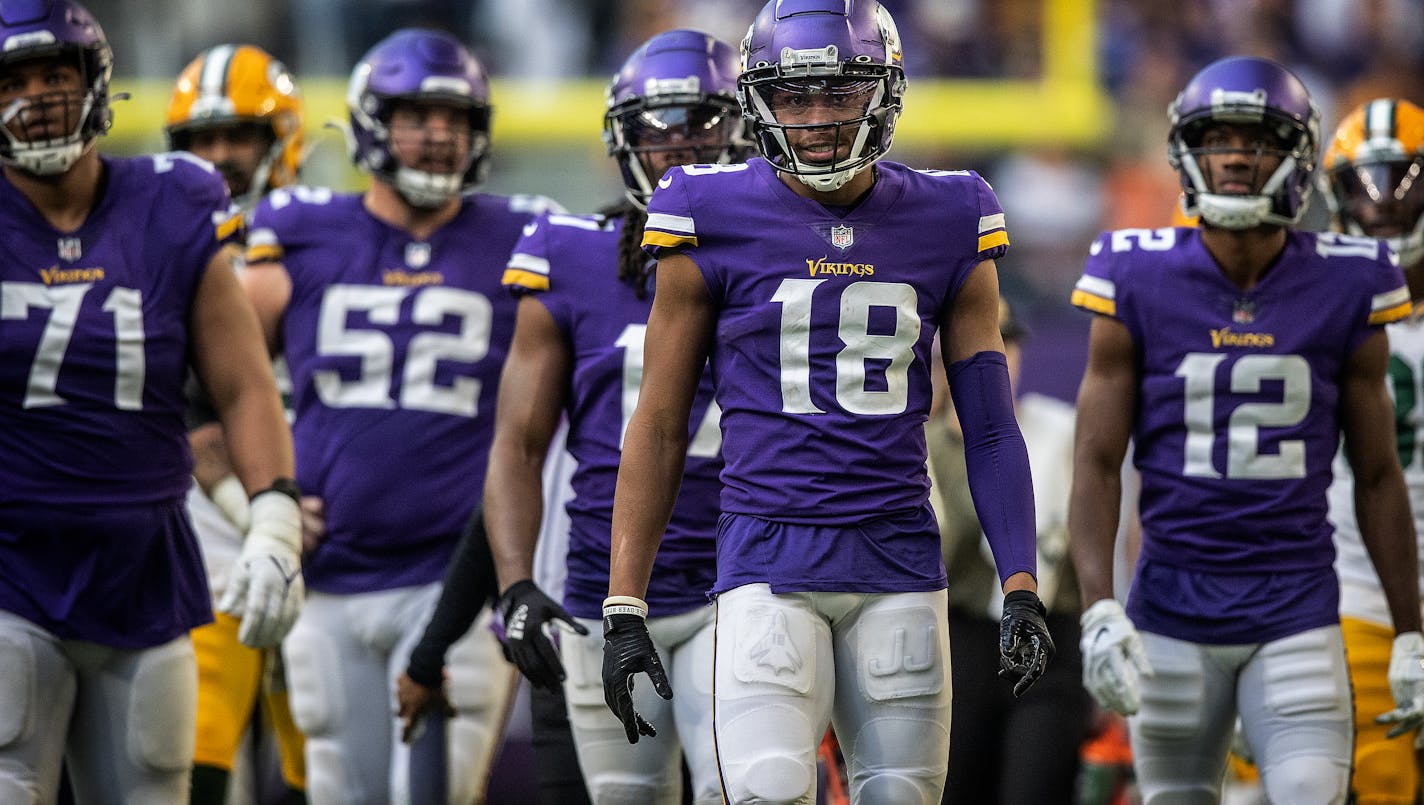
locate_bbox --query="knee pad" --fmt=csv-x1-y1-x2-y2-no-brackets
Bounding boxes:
282,630,341,737
855,772,934,805
0,632,34,747
302,740,353,804
585,773,673,805
127,639,197,774
1260,754,1348,805
724,751,815,805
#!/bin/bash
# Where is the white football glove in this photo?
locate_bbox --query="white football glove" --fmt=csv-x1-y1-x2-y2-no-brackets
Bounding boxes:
217,487,303,648
1376,631,1424,744
1079,598,1153,716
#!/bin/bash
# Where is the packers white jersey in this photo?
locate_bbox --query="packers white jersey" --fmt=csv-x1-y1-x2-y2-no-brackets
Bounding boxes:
1327,312,1424,626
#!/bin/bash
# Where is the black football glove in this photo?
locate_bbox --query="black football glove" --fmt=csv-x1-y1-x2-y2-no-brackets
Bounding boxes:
602,612,673,744
999,589,1055,698
499,579,588,691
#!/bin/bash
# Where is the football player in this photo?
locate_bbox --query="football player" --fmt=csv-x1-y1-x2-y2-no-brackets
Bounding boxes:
1321,97,1424,805
602,2,1053,803
240,28,560,805
0,1,301,803
1069,58,1424,803
401,29,746,805
166,43,309,805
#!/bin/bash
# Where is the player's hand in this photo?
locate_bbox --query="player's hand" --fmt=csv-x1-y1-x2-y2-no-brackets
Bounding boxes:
499,580,589,690
602,609,672,743
1377,631,1424,743
299,495,325,555
397,671,455,744
1079,598,1152,716
999,589,1055,697
218,486,304,648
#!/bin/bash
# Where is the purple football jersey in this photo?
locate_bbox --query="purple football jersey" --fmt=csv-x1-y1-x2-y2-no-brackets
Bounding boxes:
1072,227,1409,643
504,212,721,619
643,158,1009,593
247,189,552,593
0,153,236,646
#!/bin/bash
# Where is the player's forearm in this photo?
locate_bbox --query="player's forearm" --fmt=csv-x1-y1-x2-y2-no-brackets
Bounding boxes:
483,439,547,591
608,417,685,601
216,381,295,495
1356,477,1423,634
1068,469,1123,606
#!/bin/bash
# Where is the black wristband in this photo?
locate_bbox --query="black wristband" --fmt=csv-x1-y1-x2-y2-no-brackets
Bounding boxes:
254,477,301,503
1003,589,1045,614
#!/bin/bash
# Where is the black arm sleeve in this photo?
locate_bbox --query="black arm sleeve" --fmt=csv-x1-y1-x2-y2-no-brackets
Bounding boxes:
405,505,501,688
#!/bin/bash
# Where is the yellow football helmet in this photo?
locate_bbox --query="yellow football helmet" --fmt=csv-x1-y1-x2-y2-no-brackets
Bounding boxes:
166,44,304,203
1323,98,1424,268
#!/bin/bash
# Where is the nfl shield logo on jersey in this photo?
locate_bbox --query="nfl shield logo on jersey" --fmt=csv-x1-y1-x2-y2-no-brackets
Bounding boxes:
830,225,854,250
58,237,82,262
405,242,431,269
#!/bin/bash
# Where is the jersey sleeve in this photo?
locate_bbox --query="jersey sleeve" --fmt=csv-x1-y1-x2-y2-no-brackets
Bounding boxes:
1366,246,1410,327
641,167,698,258
244,186,330,265
1070,232,1120,319
153,153,239,270
971,171,1009,263
503,214,553,294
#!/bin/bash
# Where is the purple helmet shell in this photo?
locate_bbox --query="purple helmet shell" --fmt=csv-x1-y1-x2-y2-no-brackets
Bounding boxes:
603,29,751,208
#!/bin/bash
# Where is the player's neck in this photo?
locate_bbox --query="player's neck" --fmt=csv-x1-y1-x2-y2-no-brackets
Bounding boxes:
363,181,461,241
3,149,102,233
779,164,876,207
1200,224,1288,292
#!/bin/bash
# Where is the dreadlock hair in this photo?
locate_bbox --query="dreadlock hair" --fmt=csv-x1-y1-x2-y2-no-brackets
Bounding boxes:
596,198,653,300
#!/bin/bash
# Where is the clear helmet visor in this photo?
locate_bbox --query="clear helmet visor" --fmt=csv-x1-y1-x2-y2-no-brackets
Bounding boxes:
1332,158,1424,239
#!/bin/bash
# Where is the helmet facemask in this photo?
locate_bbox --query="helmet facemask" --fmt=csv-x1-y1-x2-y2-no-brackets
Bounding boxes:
1172,118,1314,229
1331,156,1424,267
354,93,490,209
0,51,101,175
739,62,903,193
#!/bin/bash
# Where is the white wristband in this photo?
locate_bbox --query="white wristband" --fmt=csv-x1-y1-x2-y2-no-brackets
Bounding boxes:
208,474,251,532
603,595,648,619
247,489,302,556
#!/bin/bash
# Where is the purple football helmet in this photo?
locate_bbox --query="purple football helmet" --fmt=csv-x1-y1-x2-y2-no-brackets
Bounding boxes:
346,28,491,207
604,29,750,209
0,0,112,175
1168,56,1320,229
737,0,906,192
